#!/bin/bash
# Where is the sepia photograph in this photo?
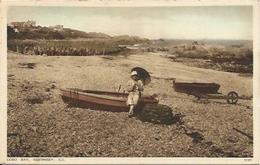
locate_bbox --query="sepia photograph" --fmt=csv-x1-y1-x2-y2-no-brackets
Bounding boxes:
5,4,255,159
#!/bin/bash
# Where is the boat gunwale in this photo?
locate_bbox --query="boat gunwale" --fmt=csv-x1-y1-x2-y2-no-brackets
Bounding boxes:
173,82,220,87
65,88,128,96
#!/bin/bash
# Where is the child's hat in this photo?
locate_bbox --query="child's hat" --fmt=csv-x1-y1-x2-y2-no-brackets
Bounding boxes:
131,71,138,76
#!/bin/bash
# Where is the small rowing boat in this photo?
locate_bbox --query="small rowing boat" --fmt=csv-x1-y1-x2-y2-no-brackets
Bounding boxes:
61,88,159,111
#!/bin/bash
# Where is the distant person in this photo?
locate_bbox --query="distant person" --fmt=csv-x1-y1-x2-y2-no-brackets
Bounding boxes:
126,71,144,117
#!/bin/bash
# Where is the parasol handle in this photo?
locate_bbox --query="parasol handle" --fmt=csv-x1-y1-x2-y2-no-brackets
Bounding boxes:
118,85,121,92
172,78,176,88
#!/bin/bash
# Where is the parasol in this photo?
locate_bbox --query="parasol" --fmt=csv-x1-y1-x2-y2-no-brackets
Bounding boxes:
131,67,151,85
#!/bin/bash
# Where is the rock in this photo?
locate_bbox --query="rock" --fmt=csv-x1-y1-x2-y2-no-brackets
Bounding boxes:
227,136,238,143
26,92,50,104
51,84,56,89
32,126,37,132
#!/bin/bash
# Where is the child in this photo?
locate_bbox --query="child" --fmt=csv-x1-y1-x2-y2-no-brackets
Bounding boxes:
126,71,144,117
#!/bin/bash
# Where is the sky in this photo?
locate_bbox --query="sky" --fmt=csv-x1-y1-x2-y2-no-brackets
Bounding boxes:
7,6,252,40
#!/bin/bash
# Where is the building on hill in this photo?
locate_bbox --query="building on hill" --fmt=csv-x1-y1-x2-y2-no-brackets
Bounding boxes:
8,20,36,28
49,25,64,31
8,22,23,28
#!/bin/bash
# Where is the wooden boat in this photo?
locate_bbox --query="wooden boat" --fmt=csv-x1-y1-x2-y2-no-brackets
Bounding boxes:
172,79,220,94
60,88,159,111
172,78,247,104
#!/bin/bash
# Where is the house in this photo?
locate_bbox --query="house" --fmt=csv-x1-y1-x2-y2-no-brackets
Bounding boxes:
9,20,36,28
49,25,64,31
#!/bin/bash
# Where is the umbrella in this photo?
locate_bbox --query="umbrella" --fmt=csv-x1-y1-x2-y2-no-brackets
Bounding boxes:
131,67,151,85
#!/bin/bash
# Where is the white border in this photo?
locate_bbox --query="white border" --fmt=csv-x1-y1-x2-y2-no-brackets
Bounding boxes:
0,0,8,164
253,1,260,163
1,0,259,164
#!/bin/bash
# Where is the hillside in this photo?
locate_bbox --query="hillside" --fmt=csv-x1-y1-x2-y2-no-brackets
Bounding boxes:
7,25,111,40
7,25,149,44
7,23,150,56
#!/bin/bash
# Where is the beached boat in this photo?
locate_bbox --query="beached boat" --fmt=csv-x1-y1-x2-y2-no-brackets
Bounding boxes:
172,78,247,104
60,88,159,111
173,81,221,94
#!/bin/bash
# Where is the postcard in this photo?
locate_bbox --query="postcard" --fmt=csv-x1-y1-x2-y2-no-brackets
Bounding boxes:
0,0,259,164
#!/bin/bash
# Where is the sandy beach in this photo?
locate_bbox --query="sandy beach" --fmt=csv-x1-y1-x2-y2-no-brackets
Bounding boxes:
7,52,253,157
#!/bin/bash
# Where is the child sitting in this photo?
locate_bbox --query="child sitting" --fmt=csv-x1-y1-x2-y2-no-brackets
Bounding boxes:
126,71,144,117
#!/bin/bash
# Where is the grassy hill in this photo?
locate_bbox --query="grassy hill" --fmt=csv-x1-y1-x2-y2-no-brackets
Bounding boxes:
7,26,111,40
7,24,150,56
7,25,149,44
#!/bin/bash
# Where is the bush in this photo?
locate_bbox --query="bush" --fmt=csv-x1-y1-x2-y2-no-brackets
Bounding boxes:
177,50,209,59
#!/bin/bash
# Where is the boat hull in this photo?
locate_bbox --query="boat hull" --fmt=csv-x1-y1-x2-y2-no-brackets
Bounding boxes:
173,82,220,94
61,88,159,111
